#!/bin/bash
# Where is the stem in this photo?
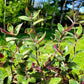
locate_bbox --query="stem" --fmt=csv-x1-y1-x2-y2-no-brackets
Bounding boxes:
35,43,40,66
15,40,20,53
41,71,46,84
72,39,77,60
4,0,6,37
10,63,14,82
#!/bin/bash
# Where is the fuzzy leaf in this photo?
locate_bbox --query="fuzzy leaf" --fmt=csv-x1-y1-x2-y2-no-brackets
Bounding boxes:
37,32,46,43
14,23,23,35
19,16,31,21
33,18,44,26
57,23,64,33
32,10,40,19
6,37,18,41
76,25,82,37
69,79,79,84
7,23,13,33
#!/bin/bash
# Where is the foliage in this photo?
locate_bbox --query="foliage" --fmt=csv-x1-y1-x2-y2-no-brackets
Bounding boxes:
0,8,84,84
0,0,4,24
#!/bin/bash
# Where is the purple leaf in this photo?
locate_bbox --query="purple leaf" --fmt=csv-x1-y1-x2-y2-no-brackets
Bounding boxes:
36,67,41,72
31,63,35,68
47,66,52,69
0,53,4,59
0,28,15,36
81,81,84,84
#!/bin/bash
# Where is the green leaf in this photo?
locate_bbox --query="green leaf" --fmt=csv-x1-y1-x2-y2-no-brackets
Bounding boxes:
33,18,44,26
30,54,36,60
19,16,31,21
7,76,12,84
15,53,23,62
6,37,18,41
56,55,65,61
29,77,36,83
64,45,69,53
80,75,84,82
37,32,46,43
68,62,79,69
14,23,23,35
30,72,43,78
76,49,84,54
17,75,24,83
67,41,74,46
66,15,73,23
76,25,82,36
49,77,61,84
0,70,3,84
78,20,84,24
7,23,13,33
25,7,31,16
27,62,32,69
57,23,64,33
17,40,23,47
54,30,61,39
69,79,79,84
67,32,75,38
24,28,32,34
32,10,41,19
